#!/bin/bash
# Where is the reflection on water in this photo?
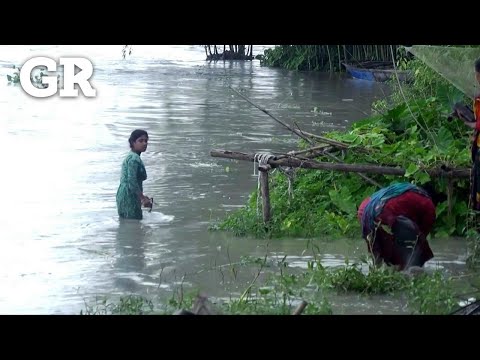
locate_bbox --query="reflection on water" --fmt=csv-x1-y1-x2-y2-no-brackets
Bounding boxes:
0,45,470,314
113,220,148,293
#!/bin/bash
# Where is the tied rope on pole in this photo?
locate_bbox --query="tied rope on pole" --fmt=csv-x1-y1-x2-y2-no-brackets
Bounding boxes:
253,152,275,215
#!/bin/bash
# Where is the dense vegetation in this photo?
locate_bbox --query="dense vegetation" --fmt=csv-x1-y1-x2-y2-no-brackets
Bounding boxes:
261,45,401,72
215,51,475,240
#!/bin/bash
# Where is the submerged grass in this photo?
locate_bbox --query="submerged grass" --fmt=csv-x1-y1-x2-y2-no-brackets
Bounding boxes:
82,251,476,315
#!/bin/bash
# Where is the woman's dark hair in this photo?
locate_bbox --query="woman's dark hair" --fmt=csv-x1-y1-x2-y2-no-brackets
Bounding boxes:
475,58,480,73
128,129,148,149
421,182,447,206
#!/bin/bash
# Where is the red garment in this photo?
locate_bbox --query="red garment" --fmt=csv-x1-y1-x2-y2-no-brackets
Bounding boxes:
471,95,480,210
357,190,435,270
474,95,480,131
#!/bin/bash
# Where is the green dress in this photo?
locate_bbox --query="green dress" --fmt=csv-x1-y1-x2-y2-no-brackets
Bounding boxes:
116,151,147,220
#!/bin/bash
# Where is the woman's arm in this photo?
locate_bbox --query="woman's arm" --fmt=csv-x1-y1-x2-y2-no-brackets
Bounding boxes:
126,158,143,200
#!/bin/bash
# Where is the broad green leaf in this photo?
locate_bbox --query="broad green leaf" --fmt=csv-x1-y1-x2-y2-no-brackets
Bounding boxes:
404,163,419,177
436,127,454,149
329,189,356,214
415,171,431,184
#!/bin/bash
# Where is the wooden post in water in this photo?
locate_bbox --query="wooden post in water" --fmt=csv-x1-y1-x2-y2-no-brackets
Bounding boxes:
259,164,271,224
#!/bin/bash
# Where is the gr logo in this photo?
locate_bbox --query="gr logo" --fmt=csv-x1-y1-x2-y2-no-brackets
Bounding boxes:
20,56,96,98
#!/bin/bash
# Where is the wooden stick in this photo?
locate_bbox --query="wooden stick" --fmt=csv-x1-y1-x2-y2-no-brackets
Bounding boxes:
292,300,308,315
291,122,354,150
279,145,380,188
229,86,314,145
210,149,471,178
230,86,369,154
230,87,373,189
275,144,332,159
259,166,271,223
297,129,371,154
323,152,381,188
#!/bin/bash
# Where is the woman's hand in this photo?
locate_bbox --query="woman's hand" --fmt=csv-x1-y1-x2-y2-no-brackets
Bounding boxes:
140,195,152,208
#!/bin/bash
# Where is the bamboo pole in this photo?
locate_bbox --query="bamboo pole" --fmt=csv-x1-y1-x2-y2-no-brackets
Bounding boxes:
323,152,382,188
229,86,356,151
292,300,308,315
210,149,471,179
275,144,332,159
259,165,271,223
228,86,314,145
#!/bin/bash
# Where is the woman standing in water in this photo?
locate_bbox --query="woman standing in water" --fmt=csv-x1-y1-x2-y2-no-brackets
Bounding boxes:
116,129,152,220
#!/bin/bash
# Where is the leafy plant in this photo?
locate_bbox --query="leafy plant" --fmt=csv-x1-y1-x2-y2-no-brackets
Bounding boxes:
406,272,457,315
214,93,472,238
